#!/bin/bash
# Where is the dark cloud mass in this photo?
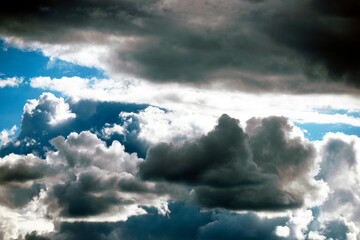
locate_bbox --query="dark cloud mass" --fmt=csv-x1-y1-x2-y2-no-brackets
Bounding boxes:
140,114,316,210
0,0,359,92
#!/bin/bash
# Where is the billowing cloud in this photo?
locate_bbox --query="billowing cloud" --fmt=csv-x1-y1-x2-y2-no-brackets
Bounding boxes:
309,133,360,239
0,93,151,158
140,114,324,210
1,0,359,93
0,93,359,238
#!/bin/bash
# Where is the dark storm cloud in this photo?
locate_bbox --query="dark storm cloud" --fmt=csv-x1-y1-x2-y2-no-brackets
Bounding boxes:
0,0,359,93
266,0,360,87
140,114,315,210
140,114,261,187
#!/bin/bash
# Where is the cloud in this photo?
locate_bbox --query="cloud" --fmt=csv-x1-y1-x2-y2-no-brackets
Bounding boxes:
0,125,17,146
0,93,359,238
43,131,179,220
28,202,290,240
118,106,213,145
0,77,23,88
1,0,359,93
23,92,75,126
309,133,360,239
0,153,53,209
0,153,50,184
198,212,289,240
265,0,360,88
139,114,323,210
27,76,360,132
25,231,51,240
0,94,151,158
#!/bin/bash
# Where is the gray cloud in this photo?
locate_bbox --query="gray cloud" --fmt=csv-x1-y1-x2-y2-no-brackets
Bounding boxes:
0,156,49,183
0,154,52,208
0,183,45,208
51,172,131,217
0,0,359,93
140,114,316,210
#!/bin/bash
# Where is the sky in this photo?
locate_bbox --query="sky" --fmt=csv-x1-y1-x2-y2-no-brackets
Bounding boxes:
0,0,359,239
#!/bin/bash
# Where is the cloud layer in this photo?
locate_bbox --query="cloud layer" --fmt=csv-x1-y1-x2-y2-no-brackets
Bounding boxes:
0,94,359,239
1,0,359,93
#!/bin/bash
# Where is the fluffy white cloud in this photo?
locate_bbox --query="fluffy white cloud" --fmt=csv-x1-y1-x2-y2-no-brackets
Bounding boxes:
119,106,215,145
274,225,290,238
0,77,23,88
101,123,125,139
23,92,76,125
0,125,17,146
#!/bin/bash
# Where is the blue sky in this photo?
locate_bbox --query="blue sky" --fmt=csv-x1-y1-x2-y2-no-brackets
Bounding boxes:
0,1,360,239
0,40,106,132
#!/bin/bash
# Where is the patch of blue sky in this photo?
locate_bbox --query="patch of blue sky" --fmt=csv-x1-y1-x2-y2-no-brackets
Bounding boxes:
295,123,360,141
313,108,360,118
0,40,106,134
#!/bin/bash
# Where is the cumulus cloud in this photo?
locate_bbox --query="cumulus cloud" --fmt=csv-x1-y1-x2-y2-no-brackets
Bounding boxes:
139,114,324,210
309,133,360,239
23,92,75,126
0,130,182,237
0,153,53,209
0,125,16,146
43,131,180,221
0,94,151,158
0,93,359,238
0,153,50,184
119,106,213,145
1,0,359,93
0,77,23,88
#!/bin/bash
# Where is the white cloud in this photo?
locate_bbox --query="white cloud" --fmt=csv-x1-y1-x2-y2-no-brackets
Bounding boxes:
48,131,141,174
274,225,290,238
119,106,215,145
308,231,326,240
24,92,76,125
27,75,360,130
0,77,23,88
0,125,17,146
101,123,125,139
30,76,90,95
